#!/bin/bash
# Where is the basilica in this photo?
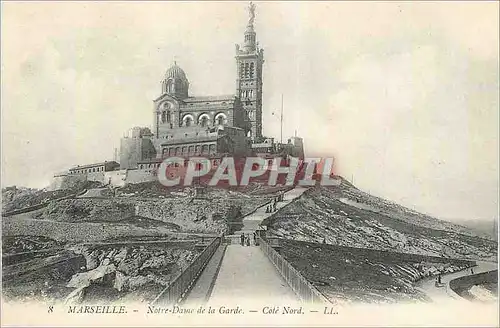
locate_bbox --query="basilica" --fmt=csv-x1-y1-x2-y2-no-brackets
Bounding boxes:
119,2,303,171
52,2,304,189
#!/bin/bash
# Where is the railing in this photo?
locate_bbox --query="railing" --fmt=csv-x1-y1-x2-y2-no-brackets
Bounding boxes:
152,235,222,305
257,235,330,304
448,269,498,301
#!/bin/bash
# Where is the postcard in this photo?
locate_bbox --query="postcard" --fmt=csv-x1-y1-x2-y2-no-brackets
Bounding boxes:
1,1,498,327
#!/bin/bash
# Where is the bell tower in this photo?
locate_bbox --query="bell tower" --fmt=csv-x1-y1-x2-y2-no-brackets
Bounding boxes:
235,2,264,140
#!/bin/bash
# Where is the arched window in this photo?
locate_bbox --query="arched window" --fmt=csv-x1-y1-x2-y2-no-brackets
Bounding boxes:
161,111,166,123
201,145,209,154
214,113,227,126
175,80,182,92
166,111,171,123
188,146,194,155
175,147,181,155
244,63,249,78
198,114,210,127
209,144,216,154
195,145,201,154
182,146,187,155
183,114,194,127
250,62,254,78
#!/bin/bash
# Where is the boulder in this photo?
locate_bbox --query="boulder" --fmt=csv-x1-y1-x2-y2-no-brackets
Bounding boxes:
114,271,129,292
66,263,116,289
114,247,128,264
82,250,99,270
64,286,86,304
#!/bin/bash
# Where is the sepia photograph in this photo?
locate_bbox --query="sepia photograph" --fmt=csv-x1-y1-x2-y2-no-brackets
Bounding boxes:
1,1,498,326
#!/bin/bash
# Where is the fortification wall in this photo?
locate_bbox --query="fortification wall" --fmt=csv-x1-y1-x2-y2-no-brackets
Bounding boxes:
120,138,157,170
104,170,127,187
49,174,88,191
125,168,157,184
50,168,159,190
87,172,105,184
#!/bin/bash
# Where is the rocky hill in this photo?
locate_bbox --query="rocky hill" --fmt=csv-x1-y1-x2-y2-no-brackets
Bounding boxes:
453,218,498,241
279,239,474,304
263,178,497,261
2,181,101,213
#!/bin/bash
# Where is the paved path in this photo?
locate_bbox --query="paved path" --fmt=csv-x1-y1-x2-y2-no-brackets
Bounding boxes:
205,187,308,306
417,261,498,303
207,244,298,306
239,187,308,234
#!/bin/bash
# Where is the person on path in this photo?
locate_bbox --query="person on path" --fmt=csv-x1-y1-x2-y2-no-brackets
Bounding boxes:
246,234,250,246
437,274,442,284
471,267,474,275
240,233,245,246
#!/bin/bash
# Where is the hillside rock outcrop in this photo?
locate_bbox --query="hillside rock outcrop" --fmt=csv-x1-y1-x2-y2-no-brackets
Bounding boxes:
65,245,197,303
264,183,497,261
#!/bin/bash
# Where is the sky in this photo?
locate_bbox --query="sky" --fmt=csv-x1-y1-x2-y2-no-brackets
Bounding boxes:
1,1,498,222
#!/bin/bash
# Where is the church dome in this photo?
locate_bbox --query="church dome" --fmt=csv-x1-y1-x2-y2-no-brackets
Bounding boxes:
165,62,187,81
161,62,189,98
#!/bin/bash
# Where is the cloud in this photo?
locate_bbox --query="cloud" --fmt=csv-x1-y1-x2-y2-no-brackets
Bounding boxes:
310,40,498,220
